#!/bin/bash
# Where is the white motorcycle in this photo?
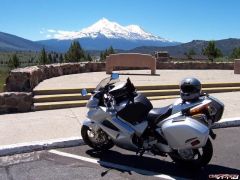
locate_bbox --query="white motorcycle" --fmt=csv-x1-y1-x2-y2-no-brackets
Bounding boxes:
81,73,224,167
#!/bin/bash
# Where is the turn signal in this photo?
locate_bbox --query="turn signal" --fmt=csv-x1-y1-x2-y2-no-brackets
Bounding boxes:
189,102,211,115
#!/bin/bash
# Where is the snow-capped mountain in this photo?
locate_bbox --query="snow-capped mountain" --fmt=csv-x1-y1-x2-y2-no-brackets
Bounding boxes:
38,18,180,51
52,18,169,42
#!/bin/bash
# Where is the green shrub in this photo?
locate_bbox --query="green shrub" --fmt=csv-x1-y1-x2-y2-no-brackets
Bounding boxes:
0,70,8,92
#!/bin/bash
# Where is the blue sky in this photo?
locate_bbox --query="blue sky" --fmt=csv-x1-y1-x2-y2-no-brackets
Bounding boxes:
0,0,240,42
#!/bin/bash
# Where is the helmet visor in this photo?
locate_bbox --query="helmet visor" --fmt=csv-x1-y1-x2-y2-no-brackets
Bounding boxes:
181,84,199,93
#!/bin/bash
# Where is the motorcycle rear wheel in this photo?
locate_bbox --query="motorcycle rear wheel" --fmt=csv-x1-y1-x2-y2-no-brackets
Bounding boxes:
169,138,213,168
81,125,114,151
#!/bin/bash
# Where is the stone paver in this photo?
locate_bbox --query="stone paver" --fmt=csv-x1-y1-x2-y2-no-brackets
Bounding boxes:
35,70,240,90
0,108,86,146
0,91,240,147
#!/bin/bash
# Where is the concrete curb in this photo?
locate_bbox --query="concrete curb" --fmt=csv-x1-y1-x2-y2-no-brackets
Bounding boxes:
212,117,240,129
0,136,84,157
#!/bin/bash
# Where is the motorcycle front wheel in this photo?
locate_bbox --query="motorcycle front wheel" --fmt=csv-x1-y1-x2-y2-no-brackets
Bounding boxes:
169,138,213,168
81,125,114,151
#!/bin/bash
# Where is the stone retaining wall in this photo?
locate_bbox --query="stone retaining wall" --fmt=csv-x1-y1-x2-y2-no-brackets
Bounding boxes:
0,92,32,114
1,62,105,114
5,62,105,92
4,62,234,93
156,62,234,69
234,59,240,74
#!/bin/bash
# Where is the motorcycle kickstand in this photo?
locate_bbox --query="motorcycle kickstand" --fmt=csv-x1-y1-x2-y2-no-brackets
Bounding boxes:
136,149,145,157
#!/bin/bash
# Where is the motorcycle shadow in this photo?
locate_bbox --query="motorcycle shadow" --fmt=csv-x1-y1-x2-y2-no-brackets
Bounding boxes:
86,148,240,179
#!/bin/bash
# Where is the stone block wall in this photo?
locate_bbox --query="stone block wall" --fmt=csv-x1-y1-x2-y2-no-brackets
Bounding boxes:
106,53,156,74
5,62,105,92
1,62,105,114
0,92,32,114
156,62,234,70
234,59,240,74
4,61,234,93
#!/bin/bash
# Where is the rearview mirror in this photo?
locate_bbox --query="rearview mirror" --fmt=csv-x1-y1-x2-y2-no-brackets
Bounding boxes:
111,73,119,80
81,89,88,96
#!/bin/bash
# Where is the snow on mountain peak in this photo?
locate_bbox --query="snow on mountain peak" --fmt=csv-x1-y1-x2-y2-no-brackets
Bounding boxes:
46,18,170,42
126,25,146,34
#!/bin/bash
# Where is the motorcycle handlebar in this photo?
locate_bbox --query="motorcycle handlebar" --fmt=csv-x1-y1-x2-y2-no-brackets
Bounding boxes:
104,93,116,109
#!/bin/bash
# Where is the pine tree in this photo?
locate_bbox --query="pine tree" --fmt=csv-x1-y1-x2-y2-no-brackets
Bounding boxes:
8,53,20,69
104,49,108,59
65,41,85,62
39,48,49,64
188,49,196,56
64,54,68,62
108,46,115,54
59,54,64,63
86,54,92,61
231,47,240,59
185,49,196,59
99,46,115,61
100,52,105,61
48,53,53,63
203,41,222,62
52,53,57,63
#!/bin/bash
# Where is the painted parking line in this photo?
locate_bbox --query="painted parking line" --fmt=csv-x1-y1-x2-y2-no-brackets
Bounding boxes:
49,149,184,180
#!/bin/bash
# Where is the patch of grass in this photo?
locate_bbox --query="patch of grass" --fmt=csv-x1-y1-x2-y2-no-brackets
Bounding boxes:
214,57,234,62
0,70,8,92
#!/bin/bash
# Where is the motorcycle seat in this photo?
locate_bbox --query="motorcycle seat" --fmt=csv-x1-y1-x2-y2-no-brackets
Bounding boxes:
147,105,172,126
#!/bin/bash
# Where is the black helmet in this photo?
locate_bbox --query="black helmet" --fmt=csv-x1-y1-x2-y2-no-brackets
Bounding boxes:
180,77,202,101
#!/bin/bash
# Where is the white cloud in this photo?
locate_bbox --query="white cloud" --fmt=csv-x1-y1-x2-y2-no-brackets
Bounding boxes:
46,34,52,38
39,28,79,40
47,29,57,33
51,30,79,39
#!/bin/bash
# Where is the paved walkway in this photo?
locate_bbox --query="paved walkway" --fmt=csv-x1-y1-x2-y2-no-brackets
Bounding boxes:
1,91,240,148
35,70,240,90
1,70,240,156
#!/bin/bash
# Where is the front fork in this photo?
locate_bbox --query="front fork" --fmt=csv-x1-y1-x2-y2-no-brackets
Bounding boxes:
82,118,94,127
209,129,216,140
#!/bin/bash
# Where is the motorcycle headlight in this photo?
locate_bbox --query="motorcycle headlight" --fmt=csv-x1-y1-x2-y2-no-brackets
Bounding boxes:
86,96,99,108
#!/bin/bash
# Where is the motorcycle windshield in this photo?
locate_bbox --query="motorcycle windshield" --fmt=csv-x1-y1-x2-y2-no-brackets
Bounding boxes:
95,77,120,91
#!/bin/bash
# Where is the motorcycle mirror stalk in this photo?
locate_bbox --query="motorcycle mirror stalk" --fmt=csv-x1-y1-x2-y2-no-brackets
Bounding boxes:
81,89,88,96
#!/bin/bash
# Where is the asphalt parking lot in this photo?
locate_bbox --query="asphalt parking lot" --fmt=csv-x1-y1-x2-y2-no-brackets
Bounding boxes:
0,127,239,180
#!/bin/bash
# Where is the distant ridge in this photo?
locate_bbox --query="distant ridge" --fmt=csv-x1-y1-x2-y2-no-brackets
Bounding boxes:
127,38,240,56
0,31,44,51
0,30,240,56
